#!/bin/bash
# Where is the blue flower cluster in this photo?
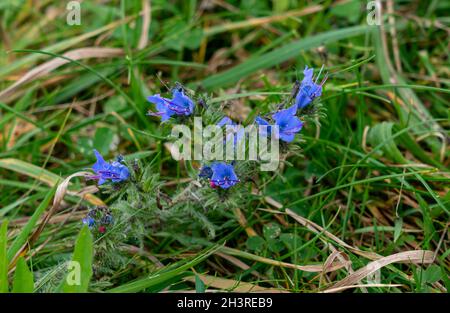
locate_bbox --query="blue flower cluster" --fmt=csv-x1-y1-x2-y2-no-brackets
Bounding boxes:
141,65,326,190
91,150,130,185
255,65,326,143
90,65,325,192
147,88,195,122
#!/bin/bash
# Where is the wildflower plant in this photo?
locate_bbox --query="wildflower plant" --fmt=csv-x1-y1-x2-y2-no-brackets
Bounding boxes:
82,66,327,276
1,0,447,296
90,150,130,185
147,85,195,121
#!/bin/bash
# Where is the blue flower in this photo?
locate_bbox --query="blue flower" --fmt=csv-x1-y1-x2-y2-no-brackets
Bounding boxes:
294,65,327,110
210,162,239,189
91,150,130,185
147,88,194,121
217,116,245,149
255,105,303,143
82,216,95,228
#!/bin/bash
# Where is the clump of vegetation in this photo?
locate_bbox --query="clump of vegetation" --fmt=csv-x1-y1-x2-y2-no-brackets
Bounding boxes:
0,0,448,293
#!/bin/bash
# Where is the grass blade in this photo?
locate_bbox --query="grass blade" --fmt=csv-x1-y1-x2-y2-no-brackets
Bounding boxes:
0,220,8,292
0,158,60,186
7,185,57,261
108,245,220,293
200,25,368,89
0,158,104,206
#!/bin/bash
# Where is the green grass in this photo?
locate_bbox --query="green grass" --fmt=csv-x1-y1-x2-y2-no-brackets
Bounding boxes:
0,0,449,293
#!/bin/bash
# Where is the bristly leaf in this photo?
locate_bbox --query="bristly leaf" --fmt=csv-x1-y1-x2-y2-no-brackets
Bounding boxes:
0,220,8,293
12,257,34,293
62,225,93,293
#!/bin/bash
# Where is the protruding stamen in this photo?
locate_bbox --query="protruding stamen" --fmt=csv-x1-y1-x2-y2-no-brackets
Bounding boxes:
315,64,325,84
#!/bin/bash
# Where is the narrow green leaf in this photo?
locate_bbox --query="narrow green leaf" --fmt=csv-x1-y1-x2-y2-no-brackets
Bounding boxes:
0,158,60,186
373,27,443,156
440,265,450,291
7,185,57,261
108,245,220,293
200,25,368,89
414,173,449,217
13,49,149,127
0,220,9,293
396,128,444,169
0,196,32,218
12,257,34,293
62,225,93,293
0,21,125,78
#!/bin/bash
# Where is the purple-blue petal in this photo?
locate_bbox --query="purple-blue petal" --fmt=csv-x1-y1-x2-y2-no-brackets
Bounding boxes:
92,149,107,172
172,89,194,115
285,116,303,132
303,66,314,82
255,116,270,126
273,105,297,125
256,116,272,137
147,94,165,105
217,116,234,127
295,89,312,109
279,132,296,143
